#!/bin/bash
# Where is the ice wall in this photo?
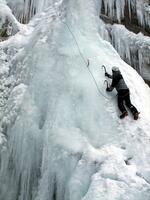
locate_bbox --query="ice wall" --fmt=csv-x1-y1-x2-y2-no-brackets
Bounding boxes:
0,0,150,200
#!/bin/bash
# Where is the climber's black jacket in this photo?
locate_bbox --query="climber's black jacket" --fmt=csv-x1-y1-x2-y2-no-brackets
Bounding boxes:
106,72,128,92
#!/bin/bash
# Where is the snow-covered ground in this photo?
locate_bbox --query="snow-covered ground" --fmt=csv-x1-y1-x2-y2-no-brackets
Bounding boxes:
0,0,150,200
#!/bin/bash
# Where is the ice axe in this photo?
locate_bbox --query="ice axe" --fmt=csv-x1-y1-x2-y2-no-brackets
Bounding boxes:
104,80,109,88
101,65,107,73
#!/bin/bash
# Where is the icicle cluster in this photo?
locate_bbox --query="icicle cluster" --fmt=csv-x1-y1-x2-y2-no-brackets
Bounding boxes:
3,0,150,27
0,1,150,200
6,0,59,23
110,24,150,77
100,0,150,29
99,0,126,23
7,0,43,23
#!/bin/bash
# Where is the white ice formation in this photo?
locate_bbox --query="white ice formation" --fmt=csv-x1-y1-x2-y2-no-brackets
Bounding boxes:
0,1,150,200
99,0,150,81
109,24,150,80
99,0,150,29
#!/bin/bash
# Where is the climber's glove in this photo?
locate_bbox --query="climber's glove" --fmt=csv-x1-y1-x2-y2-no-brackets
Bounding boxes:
106,87,111,92
105,72,109,77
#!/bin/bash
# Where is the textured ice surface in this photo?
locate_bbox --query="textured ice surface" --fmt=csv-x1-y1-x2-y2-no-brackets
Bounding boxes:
0,0,150,200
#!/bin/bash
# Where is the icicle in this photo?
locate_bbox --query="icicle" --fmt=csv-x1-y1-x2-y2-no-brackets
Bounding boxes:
6,0,59,23
100,0,150,30
110,24,150,76
127,0,132,19
144,4,150,28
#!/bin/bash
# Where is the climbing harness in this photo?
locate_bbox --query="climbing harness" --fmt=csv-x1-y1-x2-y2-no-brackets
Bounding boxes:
118,91,130,98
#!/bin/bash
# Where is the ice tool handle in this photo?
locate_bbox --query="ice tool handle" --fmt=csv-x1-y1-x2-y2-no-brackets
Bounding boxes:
102,65,110,89
102,65,107,73
104,80,110,88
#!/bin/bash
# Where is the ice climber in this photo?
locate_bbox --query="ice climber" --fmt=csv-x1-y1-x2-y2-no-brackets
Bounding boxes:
105,66,139,120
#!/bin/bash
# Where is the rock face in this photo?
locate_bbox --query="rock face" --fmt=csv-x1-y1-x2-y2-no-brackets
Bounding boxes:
99,0,150,85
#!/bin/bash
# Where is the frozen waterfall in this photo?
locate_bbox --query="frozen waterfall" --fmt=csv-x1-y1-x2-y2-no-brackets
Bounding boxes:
110,24,150,77
0,0,150,200
99,0,150,29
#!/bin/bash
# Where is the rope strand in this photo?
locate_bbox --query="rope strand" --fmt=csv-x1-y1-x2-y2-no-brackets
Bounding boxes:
61,21,88,66
61,20,111,100
87,65,110,99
